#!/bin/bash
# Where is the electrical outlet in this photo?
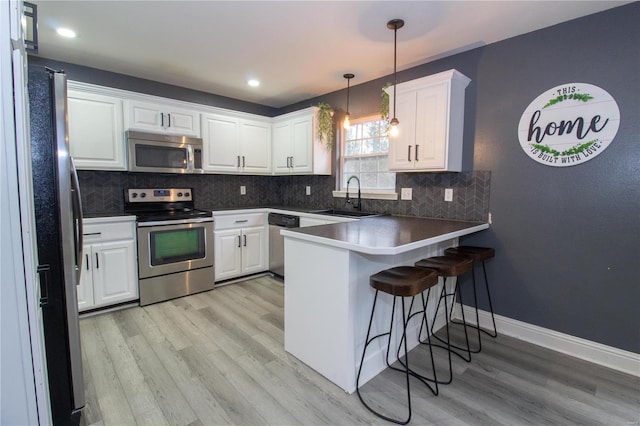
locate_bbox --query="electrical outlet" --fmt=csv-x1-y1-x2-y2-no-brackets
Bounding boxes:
240,185,246,195
444,188,453,202
306,186,311,196
401,188,412,200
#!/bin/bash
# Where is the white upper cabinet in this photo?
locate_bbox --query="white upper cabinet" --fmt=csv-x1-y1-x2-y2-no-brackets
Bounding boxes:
272,107,331,175
67,83,126,170
202,112,272,174
125,100,200,136
387,69,471,172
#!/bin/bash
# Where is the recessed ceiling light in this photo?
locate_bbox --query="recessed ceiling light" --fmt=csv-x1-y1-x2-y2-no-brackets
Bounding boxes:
56,28,76,38
248,79,260,87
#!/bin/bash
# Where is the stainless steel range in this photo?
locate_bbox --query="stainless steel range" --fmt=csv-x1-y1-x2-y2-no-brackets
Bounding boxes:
125,188,214,306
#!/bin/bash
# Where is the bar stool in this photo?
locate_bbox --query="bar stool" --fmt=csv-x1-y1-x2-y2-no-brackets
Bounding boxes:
356,266,440,425
414,255,474,383
444,246,497,352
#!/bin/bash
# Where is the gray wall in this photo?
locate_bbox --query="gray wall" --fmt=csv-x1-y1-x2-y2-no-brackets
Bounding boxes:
31,3,639,353
288,4,640,352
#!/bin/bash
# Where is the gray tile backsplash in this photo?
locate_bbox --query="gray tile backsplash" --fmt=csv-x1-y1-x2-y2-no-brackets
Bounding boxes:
79,170,490,222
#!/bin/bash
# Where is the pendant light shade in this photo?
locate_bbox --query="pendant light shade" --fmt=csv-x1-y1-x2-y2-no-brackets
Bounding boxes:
343,73,354,129
387,19,404,137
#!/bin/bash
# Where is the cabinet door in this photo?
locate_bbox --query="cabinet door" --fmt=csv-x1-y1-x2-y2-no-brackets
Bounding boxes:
92,240,138,307
202,114,240,172
127,100,199,136
241,226,267,274
77,244,94,312
240,120,272,174
272,121,292,174
214,229,242,281
291,116,313,173
68,90,125,170
127,100,164,132
164,107,199,136
414,84,448,170
388,91,417,170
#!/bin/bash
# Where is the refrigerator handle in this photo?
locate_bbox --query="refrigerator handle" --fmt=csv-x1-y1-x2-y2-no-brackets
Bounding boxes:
70,157,84,284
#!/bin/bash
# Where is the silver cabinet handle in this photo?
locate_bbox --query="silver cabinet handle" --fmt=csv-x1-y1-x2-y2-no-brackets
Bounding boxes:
85,254,89,271
290,157,294,168
237,235,241,248
160,112,164,127
167,113,171,127
237,156,241,167
235,219,248,223
242,156,246,168
243,235,247,247
95,253,99,269
407,145,412,162
415,144,419,161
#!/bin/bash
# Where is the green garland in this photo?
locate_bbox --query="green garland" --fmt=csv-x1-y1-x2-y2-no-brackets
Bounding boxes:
531,139,597,157
380,83,392,133
316,102,334,150
543,93,593,109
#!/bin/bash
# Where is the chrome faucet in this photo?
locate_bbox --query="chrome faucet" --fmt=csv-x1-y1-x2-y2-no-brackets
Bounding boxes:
346,175,362,211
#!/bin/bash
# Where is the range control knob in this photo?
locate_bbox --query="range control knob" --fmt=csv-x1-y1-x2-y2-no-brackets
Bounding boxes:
131,192,138,198
185,192,190,197
140,192,146,198
177,192,183,197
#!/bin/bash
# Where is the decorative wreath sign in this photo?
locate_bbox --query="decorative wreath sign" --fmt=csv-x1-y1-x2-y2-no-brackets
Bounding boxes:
517,83,620,167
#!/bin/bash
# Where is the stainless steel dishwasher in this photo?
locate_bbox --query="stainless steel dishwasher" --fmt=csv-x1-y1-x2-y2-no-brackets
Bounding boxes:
268,212,300,278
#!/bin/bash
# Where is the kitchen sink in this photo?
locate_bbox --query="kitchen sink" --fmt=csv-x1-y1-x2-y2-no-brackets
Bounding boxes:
310,209,382,218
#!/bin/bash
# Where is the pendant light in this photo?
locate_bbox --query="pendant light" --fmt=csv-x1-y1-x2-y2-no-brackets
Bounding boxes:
387,19,404,137
343,73,354,129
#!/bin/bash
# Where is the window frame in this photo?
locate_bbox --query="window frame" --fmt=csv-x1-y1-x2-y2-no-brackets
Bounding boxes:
333,114,398,201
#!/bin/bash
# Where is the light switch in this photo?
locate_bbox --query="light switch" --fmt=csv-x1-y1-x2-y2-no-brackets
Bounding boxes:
401,188,412,200
240,186,246,195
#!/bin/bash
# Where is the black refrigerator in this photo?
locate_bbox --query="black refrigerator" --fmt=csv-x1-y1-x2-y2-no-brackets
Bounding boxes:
28,64,85,425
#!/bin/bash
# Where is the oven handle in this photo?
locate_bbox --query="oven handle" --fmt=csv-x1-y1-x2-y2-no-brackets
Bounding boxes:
137,217,214,227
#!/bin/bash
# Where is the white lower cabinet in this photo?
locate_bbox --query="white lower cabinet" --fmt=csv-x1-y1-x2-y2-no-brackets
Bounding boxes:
214,212,268,281
78,217,138,311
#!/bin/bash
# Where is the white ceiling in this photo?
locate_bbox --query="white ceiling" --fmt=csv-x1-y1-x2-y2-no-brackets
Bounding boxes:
34,1,629,108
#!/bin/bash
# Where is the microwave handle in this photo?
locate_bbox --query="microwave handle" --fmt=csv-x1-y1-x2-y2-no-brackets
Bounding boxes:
187,145,194,172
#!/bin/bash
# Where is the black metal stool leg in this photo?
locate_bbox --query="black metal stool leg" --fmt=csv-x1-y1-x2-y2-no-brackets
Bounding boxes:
356,292,412,424
481,260,498,338
449,271,481,354
430,278,472,364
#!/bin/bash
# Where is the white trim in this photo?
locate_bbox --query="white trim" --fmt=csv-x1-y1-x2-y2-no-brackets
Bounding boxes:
453,303,640,377
332,190,398,200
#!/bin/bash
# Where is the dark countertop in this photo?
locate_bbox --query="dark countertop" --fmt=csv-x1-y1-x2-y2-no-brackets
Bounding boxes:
280,215,489,255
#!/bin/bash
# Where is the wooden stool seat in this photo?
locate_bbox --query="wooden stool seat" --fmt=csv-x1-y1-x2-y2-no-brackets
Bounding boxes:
444,246,495,262
415,256,473,277
370,266,439,297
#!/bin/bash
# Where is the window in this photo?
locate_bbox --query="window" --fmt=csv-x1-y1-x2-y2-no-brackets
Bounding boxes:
339,116,396,191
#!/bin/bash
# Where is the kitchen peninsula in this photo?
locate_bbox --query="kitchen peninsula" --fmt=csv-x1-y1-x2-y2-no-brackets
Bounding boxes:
282,215,489,393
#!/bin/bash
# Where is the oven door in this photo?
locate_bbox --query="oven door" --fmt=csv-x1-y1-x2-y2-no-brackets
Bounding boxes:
137,219,214,279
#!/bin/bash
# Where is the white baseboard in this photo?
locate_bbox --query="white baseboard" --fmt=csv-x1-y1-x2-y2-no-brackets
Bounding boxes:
452,303,640,378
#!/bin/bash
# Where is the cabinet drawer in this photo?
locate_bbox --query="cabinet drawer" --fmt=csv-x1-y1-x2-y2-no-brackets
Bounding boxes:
215,213,265,230
83,220,135,242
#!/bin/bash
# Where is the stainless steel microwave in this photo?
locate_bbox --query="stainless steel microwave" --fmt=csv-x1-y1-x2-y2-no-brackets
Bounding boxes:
126,130,203,174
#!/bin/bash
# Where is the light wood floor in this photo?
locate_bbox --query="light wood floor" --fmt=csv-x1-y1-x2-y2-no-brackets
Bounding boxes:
80,275,639,425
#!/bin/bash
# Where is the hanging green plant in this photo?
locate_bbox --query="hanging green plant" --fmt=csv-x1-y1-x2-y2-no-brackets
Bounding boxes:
316,102,335,150
380,83,392,134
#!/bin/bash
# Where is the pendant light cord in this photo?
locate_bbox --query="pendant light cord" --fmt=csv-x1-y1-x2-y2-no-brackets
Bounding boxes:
393,24,397,121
